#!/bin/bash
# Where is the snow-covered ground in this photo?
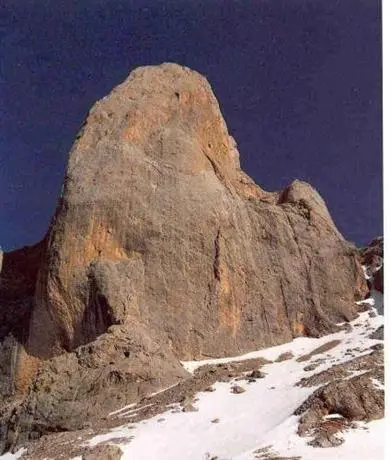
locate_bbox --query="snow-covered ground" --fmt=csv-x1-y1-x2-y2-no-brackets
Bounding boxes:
83,301,384,460
0,449,26,460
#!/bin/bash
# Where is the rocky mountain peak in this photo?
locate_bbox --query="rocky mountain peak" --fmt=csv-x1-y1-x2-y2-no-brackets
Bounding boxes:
0,63,372,453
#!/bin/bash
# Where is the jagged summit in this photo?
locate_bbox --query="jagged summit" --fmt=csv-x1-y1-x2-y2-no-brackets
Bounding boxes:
0,63,369,451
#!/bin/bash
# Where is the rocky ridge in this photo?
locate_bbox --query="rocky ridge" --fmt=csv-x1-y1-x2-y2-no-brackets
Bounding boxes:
0,63,371,453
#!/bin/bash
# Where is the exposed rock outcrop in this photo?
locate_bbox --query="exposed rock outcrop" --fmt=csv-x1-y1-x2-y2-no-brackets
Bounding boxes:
295,350,384,447
82,444,123,460
360,236,383,293
0,63,368,449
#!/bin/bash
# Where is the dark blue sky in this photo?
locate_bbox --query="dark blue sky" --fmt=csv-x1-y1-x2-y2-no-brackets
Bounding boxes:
0,0,382,251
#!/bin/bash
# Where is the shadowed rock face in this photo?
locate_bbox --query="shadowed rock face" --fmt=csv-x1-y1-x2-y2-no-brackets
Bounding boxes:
360,236,383,293
0,243,46,398
0,242,45,343
0,63,368,446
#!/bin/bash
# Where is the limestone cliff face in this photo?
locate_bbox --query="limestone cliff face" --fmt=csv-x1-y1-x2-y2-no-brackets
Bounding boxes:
0,64,368,447
28,63,366,361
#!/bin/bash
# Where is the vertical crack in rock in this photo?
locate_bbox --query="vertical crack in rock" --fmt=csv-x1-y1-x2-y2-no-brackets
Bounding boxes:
213,228,221,282
279,279,291,329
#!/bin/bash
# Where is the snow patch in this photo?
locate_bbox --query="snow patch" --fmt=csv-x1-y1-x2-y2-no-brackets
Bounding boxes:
356,298,375,306
147,382,180,398
117,403,154,419
0,448,26,460
362,265,372,280
109,403,137,417
371,378,385,390
87,426,136,447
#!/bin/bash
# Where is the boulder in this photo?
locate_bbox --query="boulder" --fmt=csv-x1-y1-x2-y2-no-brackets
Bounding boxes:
82,444,123,460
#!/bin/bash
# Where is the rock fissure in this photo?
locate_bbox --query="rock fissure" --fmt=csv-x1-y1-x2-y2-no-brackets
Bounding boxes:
212,229,221,282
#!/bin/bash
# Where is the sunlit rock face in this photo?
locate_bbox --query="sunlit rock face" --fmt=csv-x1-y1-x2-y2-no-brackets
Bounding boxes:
28,63,366,361
0,64,368,449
